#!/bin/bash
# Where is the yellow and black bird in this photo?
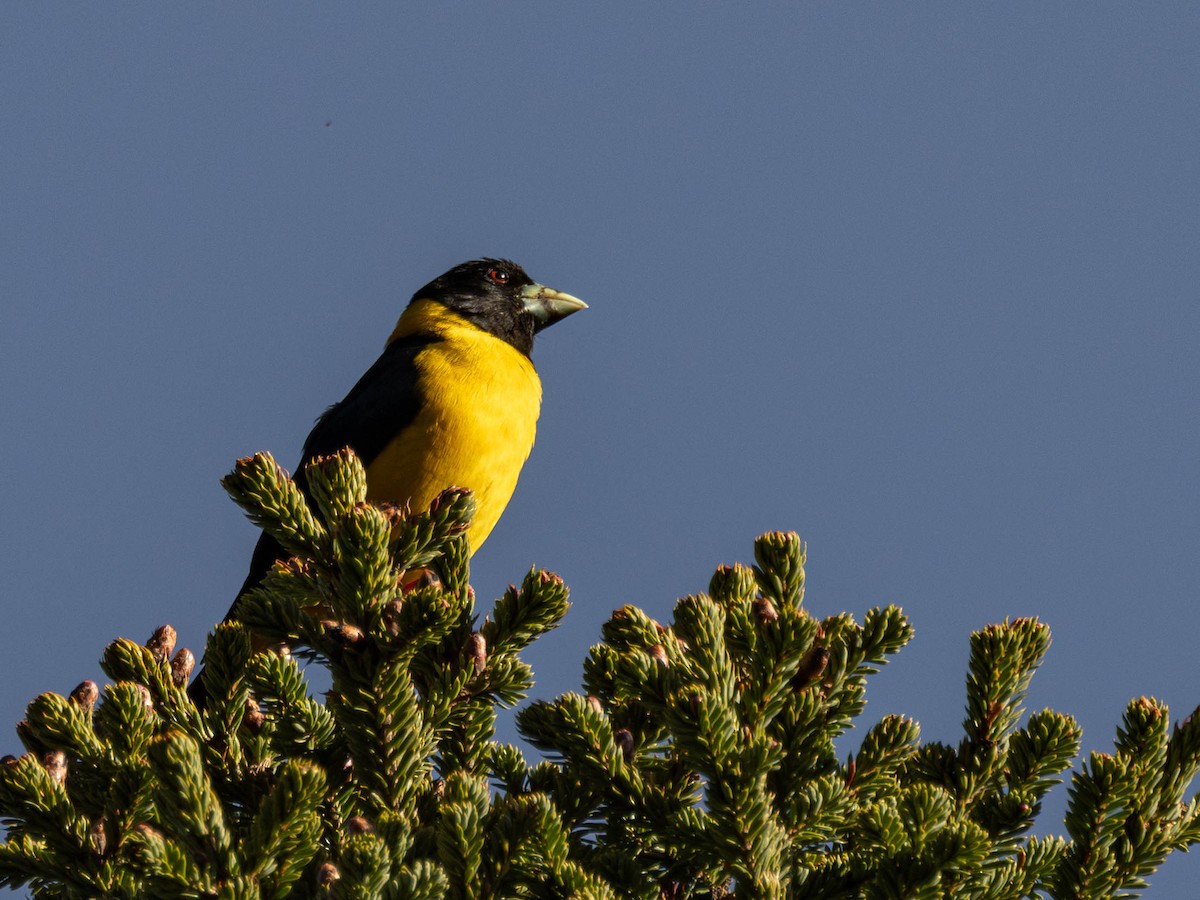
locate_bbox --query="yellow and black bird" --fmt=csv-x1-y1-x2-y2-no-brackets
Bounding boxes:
202,259,585,695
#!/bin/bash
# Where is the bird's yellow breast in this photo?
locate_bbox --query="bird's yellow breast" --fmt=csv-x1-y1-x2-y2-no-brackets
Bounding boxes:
369,301,542,553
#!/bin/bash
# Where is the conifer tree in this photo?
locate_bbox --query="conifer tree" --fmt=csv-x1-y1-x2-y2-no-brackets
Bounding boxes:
0,449,1197,897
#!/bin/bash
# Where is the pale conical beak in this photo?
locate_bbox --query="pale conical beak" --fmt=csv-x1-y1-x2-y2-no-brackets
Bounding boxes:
521,283,588,331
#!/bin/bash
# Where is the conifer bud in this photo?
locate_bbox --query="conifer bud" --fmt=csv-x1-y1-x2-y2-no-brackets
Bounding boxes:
323,621,366,649
794,646,830,688
346,816,373,835
171,648,195,686
465,632,487,675
70,680,99,710
42,750,67,785
753,597,779,624
90,818,107,855
650,644,669,667
382,598,404,637
377,500,409,527
317,862,341,886
244,698,265,734
134,684,154,713
615,728,635,762
146,625,176,662
586,695,604,715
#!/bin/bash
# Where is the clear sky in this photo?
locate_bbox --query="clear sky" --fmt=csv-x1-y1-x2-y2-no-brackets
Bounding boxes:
3,4,1199,894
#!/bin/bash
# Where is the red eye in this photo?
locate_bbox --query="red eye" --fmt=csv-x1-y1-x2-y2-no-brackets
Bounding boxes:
486,267,509,285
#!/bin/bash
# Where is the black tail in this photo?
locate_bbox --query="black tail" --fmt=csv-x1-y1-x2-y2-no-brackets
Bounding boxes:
188,531,288,707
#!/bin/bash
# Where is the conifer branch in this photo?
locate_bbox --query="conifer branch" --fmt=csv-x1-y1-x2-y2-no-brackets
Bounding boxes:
0,449,1195,897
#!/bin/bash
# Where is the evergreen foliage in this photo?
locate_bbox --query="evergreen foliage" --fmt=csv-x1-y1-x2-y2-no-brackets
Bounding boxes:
1,449,1197,897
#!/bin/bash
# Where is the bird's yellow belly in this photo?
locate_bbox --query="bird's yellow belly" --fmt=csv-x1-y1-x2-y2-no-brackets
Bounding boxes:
364,327,542,553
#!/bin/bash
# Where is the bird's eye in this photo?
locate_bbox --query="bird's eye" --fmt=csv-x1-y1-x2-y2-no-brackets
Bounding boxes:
486,267,510,285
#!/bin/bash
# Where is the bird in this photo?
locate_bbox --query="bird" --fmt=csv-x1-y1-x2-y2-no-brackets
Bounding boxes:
193,258,586,703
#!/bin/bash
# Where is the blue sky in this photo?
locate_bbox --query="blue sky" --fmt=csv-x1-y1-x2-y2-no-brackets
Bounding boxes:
3,5,1199,893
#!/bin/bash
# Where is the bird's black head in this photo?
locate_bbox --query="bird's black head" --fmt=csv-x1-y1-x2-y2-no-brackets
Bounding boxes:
412,258,587,356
